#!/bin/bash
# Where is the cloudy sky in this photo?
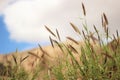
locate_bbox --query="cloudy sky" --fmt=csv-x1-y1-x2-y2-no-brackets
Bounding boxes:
0,0,120,53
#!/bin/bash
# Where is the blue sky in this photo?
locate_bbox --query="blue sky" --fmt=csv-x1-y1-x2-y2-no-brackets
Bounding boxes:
0,16,37,53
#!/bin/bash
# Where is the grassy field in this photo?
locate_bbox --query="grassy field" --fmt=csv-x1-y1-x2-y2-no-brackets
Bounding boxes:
0,3,120,80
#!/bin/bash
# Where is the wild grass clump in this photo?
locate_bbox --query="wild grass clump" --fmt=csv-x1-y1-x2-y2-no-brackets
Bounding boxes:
0,2,120,80
0,54,29,80
44,3,120,80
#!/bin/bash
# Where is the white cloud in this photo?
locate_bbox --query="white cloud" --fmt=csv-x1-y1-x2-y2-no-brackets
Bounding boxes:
0,0,14,14
2,0,120,44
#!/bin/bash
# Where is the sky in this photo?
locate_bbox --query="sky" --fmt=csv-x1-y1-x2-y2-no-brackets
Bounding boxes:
0,0,120,53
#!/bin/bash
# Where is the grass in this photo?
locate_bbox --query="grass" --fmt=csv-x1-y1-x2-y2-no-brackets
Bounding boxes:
0,2,120,80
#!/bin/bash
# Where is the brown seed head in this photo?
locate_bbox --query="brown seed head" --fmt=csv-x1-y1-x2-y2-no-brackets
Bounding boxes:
45,25,56,37
12,54,17,65
28,52,41,59
66,37,79,45
82,3,86,16
68,45,78,54
56,29,61,41
53,40,64,52
49,36,54,48
38,44,51,57
103,13,108,25
20,55,29,64
70,22,81,34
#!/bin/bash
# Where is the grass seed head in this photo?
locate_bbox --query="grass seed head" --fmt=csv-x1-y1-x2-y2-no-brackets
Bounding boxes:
68,44,78,54
82,30,87,39
116,30,119,39
53,40,64,52
12,54,17,65
38,44,51,58
56,29,61,41
28,52,41,59
103,13,109,25
93,25,98,33
88,32,98,44
70,22,81,35
20,55,29,64
82,2,86,16
45,25,56,37
49,36,54,48
102,52,115,62
101,13,109,33
66,37,79,45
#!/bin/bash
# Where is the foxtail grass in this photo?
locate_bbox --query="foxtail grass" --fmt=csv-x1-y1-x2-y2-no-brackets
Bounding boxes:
0,2,120,80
